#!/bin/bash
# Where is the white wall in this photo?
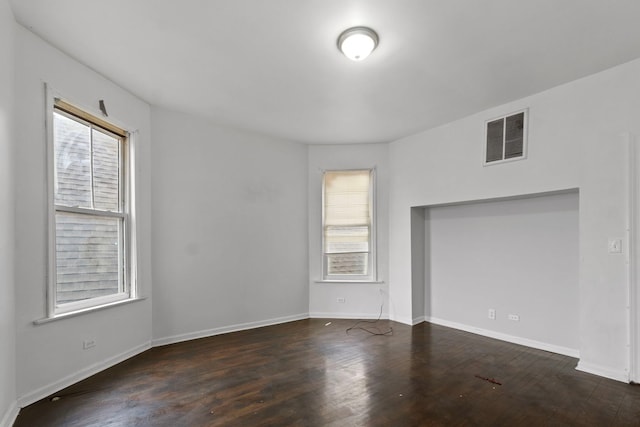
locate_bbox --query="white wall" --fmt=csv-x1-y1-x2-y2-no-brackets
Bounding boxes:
13,25,153,405
150,107,308,344
578,129,633,381
426,192,579,355
5,13,640,416
0,1,17,426
308,144,389,319
389,58,640,380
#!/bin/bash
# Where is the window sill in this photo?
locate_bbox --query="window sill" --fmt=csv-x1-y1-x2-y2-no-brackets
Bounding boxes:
33,297,147,325
314,280,385,285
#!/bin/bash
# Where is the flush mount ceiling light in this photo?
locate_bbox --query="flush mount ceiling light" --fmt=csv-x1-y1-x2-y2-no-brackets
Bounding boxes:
337,26,379,61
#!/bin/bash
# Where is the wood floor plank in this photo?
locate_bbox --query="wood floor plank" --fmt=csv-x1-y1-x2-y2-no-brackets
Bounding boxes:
14,319,640,426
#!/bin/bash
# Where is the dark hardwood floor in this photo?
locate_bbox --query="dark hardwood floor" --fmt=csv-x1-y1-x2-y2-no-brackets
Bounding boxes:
14,319,640,426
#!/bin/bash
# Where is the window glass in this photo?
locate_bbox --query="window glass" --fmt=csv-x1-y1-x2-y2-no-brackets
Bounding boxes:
92,129,121,211
54,112,92,208
50,101,131,315
55,212,122,304
323,170,373,279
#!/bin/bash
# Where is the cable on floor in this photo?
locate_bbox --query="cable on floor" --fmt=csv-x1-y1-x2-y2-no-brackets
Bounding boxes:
346,302,393,336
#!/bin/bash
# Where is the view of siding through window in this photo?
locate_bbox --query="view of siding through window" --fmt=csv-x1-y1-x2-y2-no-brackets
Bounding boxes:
53,111,122,304
486,111,525,163
323,170,371,276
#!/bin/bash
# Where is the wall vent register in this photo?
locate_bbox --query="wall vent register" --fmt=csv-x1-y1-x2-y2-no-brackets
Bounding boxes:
484,109,527,165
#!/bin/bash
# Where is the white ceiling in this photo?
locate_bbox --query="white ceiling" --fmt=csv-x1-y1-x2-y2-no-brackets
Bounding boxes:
10,0,640,144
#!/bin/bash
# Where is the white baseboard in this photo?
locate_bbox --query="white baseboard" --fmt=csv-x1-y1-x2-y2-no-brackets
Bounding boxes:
412,316,426,325
388,315,414,326
308,312,388,320
18,314,309,408
0,401,18,427
18,341,151,408
576,361,630,383
426,317,580,358
152,313,309,347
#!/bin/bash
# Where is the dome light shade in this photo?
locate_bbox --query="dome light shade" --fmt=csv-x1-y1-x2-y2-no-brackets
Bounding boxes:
338,27,378,61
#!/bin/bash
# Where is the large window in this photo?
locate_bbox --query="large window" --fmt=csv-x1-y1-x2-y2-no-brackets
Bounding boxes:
48,98,134,315
322,169,375,281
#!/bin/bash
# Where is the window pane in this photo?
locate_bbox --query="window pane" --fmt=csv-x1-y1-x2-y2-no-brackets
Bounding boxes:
486,118,504,162
504,112,524,159
93,129,120,211
55,212,122,304
324,170,370,226
324,225,369,253
54,112,92,207
326,253,368,275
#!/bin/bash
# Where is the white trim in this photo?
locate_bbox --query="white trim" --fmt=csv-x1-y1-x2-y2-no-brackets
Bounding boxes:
389,315,415,326
576,361,630,383
309,311,388,320
412,316,426,325
314,280,385,285
53,291,132,316
23,314,307,408
20,312,635,413
0,401,19,427
128,130,139,298
33,296,147,325
625,132,639,383
426,316,580,358
45,84,56,317
54,205,125,218
17,341,151,407
151,313,309,347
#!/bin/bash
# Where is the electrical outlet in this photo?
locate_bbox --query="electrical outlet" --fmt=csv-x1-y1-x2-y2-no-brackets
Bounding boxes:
508,314,520,322
83,339,96,350
337,297,346,303
608,238,623,253
488,309,496,320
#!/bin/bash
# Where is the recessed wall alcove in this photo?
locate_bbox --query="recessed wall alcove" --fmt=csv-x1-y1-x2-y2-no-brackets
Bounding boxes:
410,190,580,356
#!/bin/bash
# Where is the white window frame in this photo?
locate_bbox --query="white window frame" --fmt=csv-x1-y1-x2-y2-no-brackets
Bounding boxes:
45,88,137,318
321,168,377,282
483,108,528,166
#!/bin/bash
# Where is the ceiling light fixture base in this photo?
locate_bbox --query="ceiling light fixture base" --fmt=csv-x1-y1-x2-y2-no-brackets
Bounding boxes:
337,26,379,61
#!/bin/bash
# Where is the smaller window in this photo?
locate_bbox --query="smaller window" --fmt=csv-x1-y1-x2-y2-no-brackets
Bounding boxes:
322,169,376,281
484,109,527,165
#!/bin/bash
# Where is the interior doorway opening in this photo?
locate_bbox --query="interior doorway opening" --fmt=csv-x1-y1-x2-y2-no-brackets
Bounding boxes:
411,190,580,357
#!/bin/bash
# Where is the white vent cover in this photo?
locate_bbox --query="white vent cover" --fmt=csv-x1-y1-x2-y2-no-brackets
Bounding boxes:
484,109,528,165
